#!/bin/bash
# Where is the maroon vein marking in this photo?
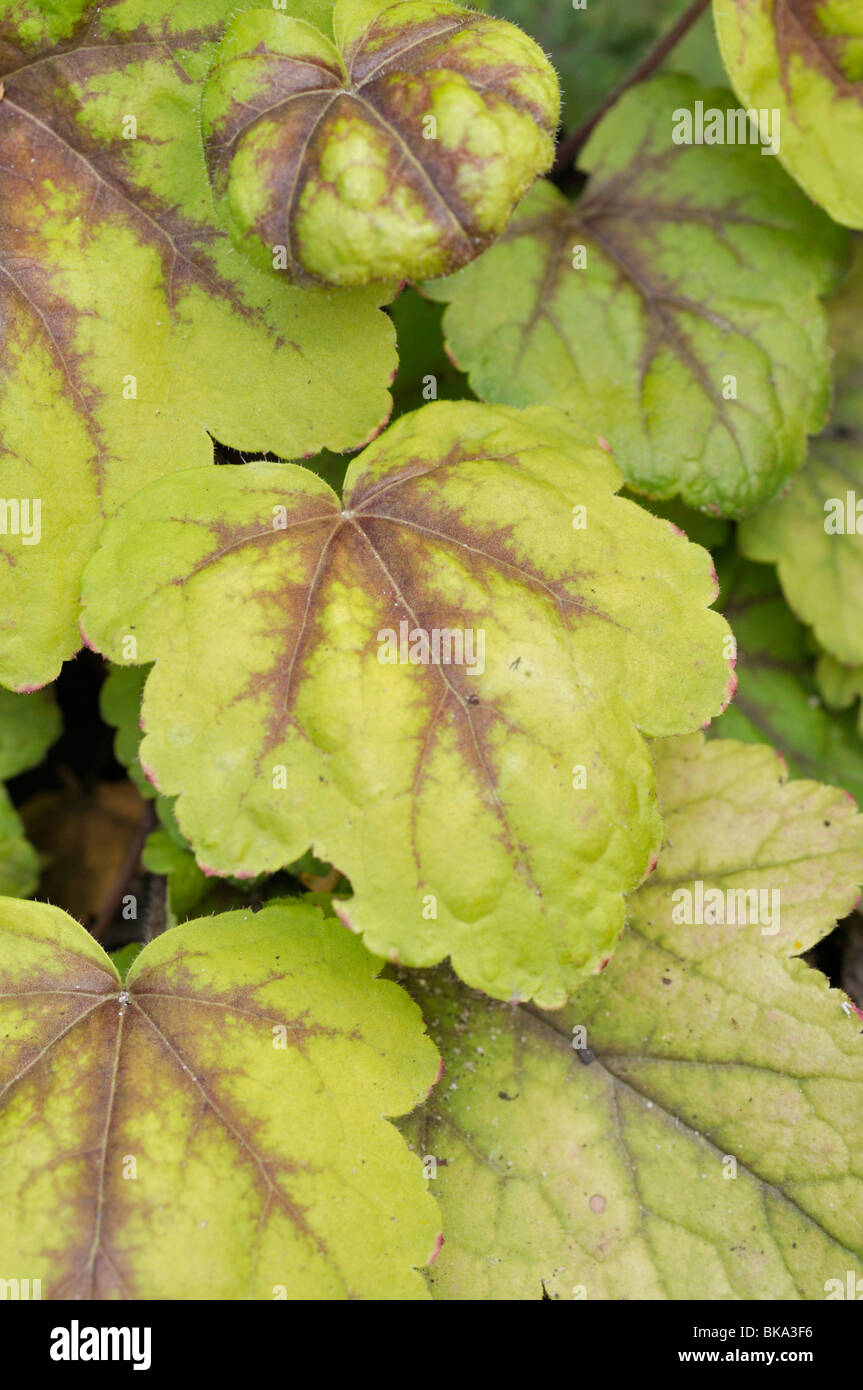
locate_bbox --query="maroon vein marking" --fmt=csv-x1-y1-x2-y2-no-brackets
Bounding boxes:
350,17,474,85
1,38,192,83
277,517,341,718
349,90,473,252
82,998,125,1298
129,991,307,1023
131,1000,332,1264
360,511,612,622
179,512,336,588
777,0,862,102
278,90,343,279
0,260,101,465
350,447,516,511
573,213,752,470
411,687,450,803
5,89,272,315
347,516,544,898
0,988,109,1000
0,997,109,1104
211,87,338,165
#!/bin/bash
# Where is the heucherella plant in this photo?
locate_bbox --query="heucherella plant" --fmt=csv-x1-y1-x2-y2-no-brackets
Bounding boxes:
1,0,863,1310
78,401,733,1007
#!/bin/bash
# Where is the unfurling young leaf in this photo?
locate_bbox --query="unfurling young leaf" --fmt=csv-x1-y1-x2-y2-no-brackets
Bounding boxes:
423,75,848,517
403,734,863,1299
0,687,61,897
201,0,560,286
0,898,440,1299
714,0,863,228
0,0,398,692
80,402,733,1007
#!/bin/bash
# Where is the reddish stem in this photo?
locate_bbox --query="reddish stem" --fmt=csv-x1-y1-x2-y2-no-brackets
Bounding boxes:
552,0,712,174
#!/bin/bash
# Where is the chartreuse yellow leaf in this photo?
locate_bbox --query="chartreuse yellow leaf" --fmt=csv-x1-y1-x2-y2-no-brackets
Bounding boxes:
714,0,863,228
0,0,396,692
403,733,863,1300
0,897,440,1299
0,686,61,896
740,241,863,666
423,75,848,517
79,401,733,1007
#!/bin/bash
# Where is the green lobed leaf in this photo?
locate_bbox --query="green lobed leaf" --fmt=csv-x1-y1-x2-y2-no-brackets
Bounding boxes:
0,0,398,692
201,0,560,286
0,897,440,1299
0,686,61,897
403,733,863,1299
714,0,863,228
423,74,849,517
739,241,863,666
0,684,61,783
816,651,863,737
388,288,474,418
141,827,209,921
99,664,154,799
0,791,39,899
79,400,733,1006
109,941,144,981
712,554,863,806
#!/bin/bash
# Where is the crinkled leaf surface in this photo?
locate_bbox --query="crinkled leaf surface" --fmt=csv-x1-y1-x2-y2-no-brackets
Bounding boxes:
712,555,863,805
740,242,863,665
80,401,733,1007
423,75,848,517
470,0,725,131
714,0,863,228
0,686,60,896
0,0,397,691
0,897,440,1299
403,733,863,1299
201,0,559,286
